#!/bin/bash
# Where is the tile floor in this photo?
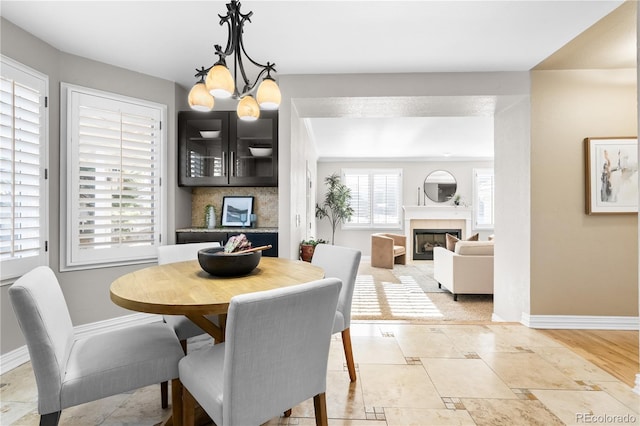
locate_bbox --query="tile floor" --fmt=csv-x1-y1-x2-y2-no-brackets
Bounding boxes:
1,321,639,425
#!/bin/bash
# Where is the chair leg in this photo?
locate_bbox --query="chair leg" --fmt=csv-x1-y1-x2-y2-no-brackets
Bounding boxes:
161,338,187,410
313,393,328,426
40,412,61,426
183,386,195,426
341,328,357,382
161,381,169,408
172,378,183,426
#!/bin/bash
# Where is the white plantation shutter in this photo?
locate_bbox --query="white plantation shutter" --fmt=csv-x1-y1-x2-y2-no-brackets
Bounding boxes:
372,172,401,226
473,168,494,229
64,85,165,268
344,173,370,225
343,169,402,229
0,57,48,280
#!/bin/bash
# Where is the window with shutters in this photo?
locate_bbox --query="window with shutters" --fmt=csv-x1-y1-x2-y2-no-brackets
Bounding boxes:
62,84,166,269
473,168,494,230
0,56,49,281
342,168,402,229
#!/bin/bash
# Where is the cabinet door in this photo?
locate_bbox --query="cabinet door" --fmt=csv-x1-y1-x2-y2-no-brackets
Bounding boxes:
229,111,278,186
178,111,230,186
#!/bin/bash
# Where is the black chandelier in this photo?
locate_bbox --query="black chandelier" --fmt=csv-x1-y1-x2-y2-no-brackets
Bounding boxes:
188,0,281,121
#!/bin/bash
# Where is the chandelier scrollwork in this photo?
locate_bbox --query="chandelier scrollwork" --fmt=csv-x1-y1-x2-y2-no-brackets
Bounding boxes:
188,1,281,121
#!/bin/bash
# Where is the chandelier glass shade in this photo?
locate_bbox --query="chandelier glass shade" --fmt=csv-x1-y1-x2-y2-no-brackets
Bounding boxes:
187,81,214,112
237,95,260,122
205,64,234,99
188,1,281,121
256,76,281,110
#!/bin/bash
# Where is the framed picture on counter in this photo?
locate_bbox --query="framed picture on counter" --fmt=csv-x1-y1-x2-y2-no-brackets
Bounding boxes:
584,137,638,215
222,196,254,227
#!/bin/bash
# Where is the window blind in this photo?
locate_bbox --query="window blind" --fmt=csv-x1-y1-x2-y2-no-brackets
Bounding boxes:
474,168,494,229
65,86,165,267
343,169,402,229
0,57,48,280
344,173,370,225
373,173,401,225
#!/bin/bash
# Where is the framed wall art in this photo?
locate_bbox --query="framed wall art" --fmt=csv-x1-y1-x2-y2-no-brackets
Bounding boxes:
221,196,254,227
584,137,638,215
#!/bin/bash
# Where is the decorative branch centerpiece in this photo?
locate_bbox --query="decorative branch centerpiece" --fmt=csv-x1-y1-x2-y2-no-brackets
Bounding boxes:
198,234,270,276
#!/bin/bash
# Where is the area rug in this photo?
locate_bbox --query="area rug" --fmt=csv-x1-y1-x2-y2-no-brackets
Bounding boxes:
390,262,445,293
352,261,493,322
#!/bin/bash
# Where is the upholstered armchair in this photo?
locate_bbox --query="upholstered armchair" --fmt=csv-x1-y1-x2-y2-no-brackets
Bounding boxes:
371,233,407,269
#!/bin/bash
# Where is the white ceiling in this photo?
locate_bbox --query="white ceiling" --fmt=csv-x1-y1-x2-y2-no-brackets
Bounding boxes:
1,0,628,160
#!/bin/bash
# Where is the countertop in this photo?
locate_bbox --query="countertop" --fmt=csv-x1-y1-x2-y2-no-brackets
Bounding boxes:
176,227,278,233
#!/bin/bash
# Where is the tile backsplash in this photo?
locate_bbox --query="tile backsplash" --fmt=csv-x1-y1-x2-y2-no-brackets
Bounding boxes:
191,187,278,228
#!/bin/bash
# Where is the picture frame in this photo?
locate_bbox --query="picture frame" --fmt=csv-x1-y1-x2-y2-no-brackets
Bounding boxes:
221,196,254,227
584,137,638,215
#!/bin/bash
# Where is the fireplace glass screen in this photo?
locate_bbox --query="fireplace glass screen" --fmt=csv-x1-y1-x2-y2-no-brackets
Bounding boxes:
413,229,461,260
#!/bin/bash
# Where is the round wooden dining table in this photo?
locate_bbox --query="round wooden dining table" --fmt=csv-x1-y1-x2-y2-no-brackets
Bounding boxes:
110,256,324,426
110,256,325,342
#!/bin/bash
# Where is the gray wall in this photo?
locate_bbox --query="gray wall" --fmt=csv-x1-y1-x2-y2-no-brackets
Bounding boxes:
0,19,182,354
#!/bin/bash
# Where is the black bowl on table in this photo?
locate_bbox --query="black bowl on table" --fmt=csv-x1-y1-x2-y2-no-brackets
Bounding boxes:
197,247,261,277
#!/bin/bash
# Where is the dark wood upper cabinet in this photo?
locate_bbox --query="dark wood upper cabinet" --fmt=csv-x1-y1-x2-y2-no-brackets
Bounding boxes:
178,110,278,187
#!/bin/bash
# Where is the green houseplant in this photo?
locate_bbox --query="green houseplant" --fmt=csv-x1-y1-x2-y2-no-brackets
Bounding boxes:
315,173,354,245
299,237,328,262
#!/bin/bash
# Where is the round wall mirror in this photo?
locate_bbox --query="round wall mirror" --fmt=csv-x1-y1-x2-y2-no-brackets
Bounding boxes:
424,170,457,203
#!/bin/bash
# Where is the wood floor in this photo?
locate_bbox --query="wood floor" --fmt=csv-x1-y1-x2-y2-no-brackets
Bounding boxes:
540,329,639,388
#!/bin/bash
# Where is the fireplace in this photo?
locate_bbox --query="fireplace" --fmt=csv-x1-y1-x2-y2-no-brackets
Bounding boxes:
413,228,461,260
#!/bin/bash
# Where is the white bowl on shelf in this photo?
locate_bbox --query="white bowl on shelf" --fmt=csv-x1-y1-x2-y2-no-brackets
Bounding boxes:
200,130,221,138
249,147,272,157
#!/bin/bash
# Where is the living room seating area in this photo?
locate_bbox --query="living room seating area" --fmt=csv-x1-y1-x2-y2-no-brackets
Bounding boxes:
433,240,494,301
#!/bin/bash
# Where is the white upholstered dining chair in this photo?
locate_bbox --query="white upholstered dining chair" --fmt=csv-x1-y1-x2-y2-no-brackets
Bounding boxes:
311,243,361,382
179,278,342,426
157,242,222,349
8,266,185,426
157,242,221,407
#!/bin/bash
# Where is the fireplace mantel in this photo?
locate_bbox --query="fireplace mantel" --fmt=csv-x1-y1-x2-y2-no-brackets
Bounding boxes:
402,206,473,255
403,205,473,221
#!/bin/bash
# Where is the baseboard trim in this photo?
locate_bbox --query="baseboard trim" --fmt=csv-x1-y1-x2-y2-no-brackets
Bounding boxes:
0,345,30,375
522,313,639,330
1,313,162,374
634,374,640,395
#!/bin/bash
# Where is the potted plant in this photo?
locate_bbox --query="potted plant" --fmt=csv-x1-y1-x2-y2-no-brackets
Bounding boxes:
316,173,354,245
299,238,327,262
452,194,467,207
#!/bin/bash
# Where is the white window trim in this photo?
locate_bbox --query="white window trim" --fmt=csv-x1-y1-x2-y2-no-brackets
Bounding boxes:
342,168,403,230
473,167,494,231
60,83,167,271
0,55,49,283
